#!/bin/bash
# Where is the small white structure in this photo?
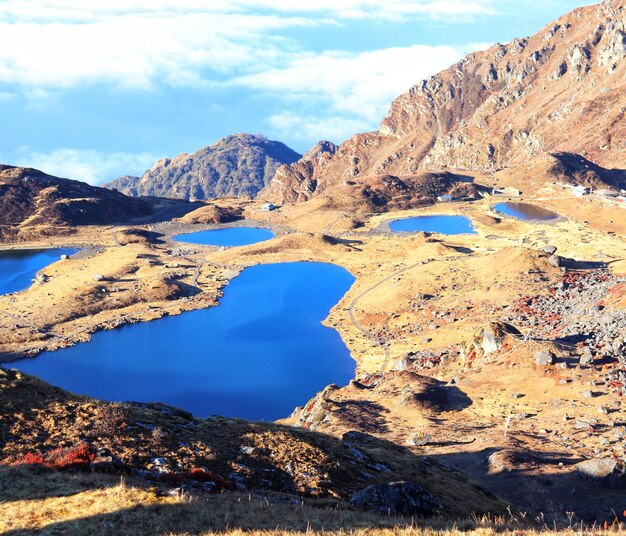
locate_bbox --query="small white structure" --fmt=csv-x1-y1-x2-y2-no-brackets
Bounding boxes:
573,185,591,197
261,203,276,211
502,187,521,196
437,195,453,203
597,189,618,197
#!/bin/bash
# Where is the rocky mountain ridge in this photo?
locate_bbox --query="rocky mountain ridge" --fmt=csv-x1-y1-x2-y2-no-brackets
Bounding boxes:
106,134,301,201
264,0,626,204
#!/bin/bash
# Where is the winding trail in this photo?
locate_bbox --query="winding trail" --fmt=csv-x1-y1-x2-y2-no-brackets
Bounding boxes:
111,229,122,247
347,260,426,374
323,212,348,235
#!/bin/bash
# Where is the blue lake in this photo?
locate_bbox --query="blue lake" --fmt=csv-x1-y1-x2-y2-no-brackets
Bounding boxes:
174,227,275,247
9,262,355,421
390,215,476,235
494,202,559,222
0,248,78,296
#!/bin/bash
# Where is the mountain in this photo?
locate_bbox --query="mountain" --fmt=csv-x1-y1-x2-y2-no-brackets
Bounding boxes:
0,165,153,235
106,134,301,200
264,0,626,205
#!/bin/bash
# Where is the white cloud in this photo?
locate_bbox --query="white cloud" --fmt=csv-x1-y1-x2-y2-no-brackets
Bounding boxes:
250,43,488,142
0,13,320,89
0,1,502,162
269,112,373,145
14,148,157,184
0,1,498,90
0,1,495,22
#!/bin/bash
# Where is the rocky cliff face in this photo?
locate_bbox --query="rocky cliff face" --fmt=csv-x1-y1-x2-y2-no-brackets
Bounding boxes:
106,134,301,200
0,165,153,231
265,0,626,204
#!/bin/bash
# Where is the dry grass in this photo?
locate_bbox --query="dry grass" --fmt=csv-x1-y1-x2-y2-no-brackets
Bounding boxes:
2,466,624,536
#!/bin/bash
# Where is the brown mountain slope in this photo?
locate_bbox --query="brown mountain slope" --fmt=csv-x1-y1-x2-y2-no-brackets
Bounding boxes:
0,165,153,239
106,134,301,201
0,368,510,521
264,0,626,205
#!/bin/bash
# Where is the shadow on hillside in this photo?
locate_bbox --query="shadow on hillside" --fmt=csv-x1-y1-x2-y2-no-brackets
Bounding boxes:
560,257,616,270
0,465,119,502
333,400,390,434
130,199,205,224
322,235,364,251
426,446,626,526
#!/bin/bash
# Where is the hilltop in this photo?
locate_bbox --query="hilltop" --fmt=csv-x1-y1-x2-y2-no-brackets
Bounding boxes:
0,165,154,241
106,134,301,201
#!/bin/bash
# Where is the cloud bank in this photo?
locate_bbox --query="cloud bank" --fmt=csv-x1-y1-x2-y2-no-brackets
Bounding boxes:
0,0,501,181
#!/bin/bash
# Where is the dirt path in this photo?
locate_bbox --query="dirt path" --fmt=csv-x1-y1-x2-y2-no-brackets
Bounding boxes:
347,261,429,373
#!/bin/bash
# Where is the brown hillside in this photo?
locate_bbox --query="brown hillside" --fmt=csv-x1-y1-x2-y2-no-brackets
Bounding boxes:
0,165,153,239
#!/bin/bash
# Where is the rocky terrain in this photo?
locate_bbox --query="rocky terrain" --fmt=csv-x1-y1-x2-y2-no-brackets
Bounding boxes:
263,0,626,206
106,134,301,201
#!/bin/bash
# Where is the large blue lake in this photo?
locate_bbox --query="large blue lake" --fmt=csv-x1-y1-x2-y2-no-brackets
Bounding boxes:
174,227,275,247
9,262,355,421
0,248,78,296
390,215,476,235
494,202,559,222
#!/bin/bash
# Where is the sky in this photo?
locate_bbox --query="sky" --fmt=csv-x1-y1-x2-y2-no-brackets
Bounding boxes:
0,0,593,185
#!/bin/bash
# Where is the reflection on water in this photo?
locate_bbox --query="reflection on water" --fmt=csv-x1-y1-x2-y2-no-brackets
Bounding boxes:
494,202,559,222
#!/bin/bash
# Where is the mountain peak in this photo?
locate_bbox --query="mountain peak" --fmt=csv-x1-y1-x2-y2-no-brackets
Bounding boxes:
265,0,626,205
105,134,301,200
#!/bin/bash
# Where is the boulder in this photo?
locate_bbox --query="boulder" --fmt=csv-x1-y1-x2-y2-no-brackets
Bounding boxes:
576,459,626,489
543,245,558,255
350,481,438,516
463,321,522,367
535,350,555,366
393,357,411,371
547,254,562,268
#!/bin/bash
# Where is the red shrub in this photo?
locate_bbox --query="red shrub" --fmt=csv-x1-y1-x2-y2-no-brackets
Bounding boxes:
48,443,95,469
12,443,95,470
17,452,47,465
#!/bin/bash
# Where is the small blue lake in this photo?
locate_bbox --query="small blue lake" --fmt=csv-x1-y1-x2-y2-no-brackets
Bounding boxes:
9,262,355,421
0,248,78,296
494,202,559,222
174,227,275,247
390,215,476,235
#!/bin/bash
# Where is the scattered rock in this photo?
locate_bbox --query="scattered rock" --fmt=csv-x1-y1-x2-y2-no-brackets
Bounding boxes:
547,255,561,268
